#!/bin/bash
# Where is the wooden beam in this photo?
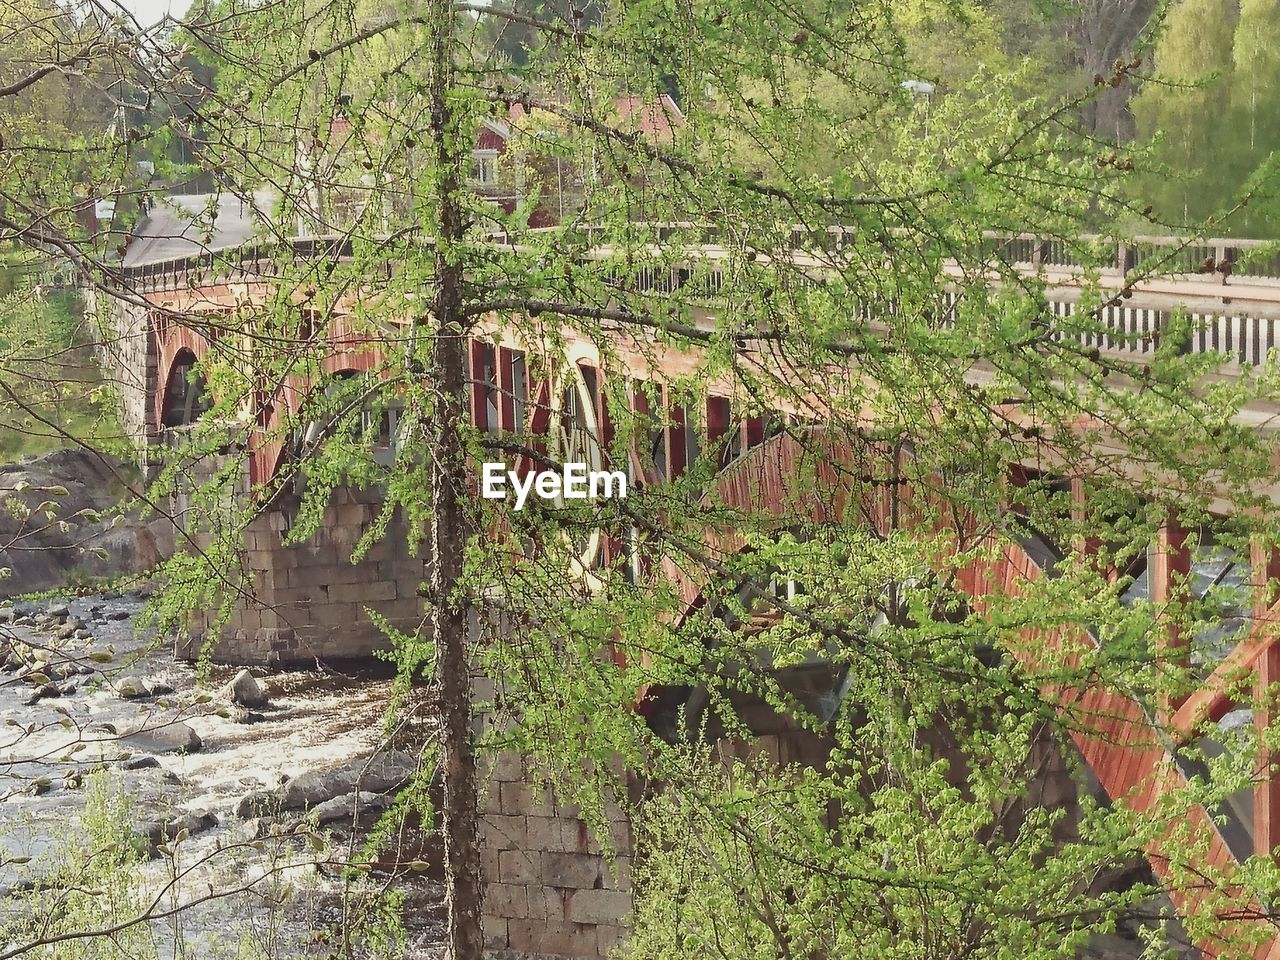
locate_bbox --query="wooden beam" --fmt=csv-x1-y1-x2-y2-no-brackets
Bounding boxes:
1256,642,1280,859
1152,515,1192,722
1253,538,1280,620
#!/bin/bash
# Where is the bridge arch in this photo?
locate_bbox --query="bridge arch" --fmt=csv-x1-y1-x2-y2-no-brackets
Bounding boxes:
159,347,213,429
154,322,212,432
251,358,395,488
660,429,1274,955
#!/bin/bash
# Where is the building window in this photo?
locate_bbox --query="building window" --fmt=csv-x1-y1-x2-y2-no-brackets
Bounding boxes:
510,350,527,434
469,149,498,185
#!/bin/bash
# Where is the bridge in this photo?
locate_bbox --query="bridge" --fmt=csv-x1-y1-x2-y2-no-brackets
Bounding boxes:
98,223,1280,958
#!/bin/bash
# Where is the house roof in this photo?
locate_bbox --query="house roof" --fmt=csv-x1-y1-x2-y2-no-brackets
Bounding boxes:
121,191,275,267
613,93,685,139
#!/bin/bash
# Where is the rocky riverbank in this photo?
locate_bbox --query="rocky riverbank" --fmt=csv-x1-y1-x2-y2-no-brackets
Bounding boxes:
0,448,173,597
0,592,445,958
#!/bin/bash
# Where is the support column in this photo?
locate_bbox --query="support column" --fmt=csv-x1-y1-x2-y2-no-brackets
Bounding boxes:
1252,539,1280,858
1255,643,1280,859
1070,477,1101,559
1251,538,1280,621
1151,516,1191,722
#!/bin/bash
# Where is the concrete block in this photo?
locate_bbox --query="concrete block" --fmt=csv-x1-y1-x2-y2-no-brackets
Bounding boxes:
563,818,592,854
497,849,539,885
567,889,632,926
610,821,631,854
482,915,508,950
602,855,631,891
596,923,627,955
507,918,598,957
527,815,572,853
331,580,396,604
501,782,554,816
485,883,528,918
472,676,496,703
335,503,369,527
528,884,567,922
543,852,601,889
489,751,524,783
481,846,500,882
481,786,502,815
481,814,526,851
556,795,582,818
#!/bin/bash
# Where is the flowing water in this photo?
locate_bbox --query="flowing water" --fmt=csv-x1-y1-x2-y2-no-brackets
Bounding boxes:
0,592,445,958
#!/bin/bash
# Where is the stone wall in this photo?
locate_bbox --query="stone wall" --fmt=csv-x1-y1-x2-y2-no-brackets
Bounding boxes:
94,292,158,470
480,749,633,959
174,481,424,665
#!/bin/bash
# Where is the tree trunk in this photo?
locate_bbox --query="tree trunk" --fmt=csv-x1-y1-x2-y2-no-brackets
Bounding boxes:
1073,0,1158,142
425,2,484,957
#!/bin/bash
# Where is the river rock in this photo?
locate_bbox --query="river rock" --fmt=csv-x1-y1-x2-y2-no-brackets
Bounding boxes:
167,810,217,838
46,603,69,619
309,790,390,827
120,721,202,755
227,669,268,708
235,790,279,818
116,677,149,699
123,755,160,770
279,751,417,811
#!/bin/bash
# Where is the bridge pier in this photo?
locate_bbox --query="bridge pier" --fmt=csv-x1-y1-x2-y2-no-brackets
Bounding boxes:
175,486,425,665
479,746,634,958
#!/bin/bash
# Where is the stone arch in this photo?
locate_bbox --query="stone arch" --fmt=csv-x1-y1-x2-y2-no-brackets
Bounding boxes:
154,322,211,431
159,348,212,428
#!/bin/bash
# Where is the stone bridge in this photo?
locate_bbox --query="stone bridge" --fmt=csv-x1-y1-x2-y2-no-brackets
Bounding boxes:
98,228,1280,958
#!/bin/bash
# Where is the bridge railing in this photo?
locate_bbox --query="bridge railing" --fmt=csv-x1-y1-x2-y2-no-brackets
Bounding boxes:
978,233,1280,280
119,227,1280,371
119,226,1280,294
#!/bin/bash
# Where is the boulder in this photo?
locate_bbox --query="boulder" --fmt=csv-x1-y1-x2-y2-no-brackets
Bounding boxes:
309,790,390,826
123,756,160,771
167,810,217,838
0,450,175,598
46,603,69,619
235,790,278,818
227,669,269,708
228,705,266,724
120,721,202,755
279,751,417,811
115,677,149,699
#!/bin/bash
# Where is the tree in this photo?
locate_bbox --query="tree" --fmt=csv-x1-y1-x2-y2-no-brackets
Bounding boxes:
4,1,1280,959
1070,0,1160,141
1132,0,1280,236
